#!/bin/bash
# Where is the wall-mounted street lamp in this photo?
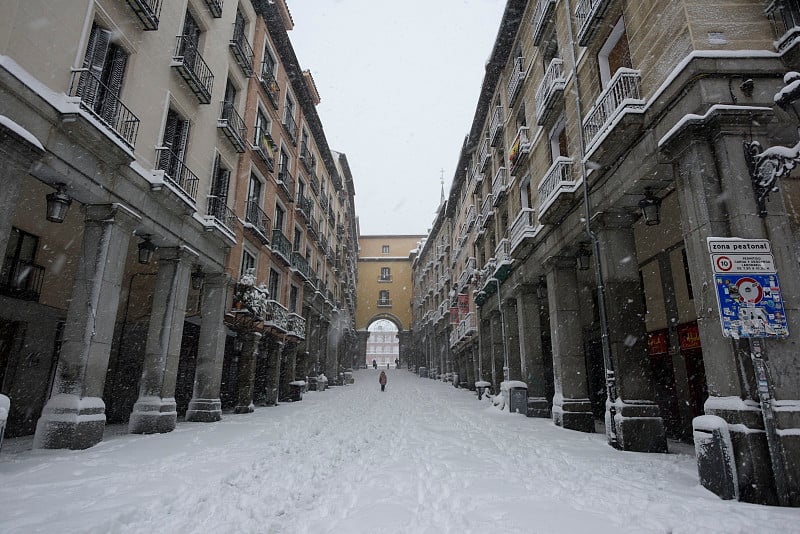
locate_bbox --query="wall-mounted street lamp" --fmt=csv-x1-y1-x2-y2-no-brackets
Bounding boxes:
536,275,548,300
638,188,662,226
190,266,205,290
45,184,72,223
576,243,592,271
744,71,800,217
137,235,156,265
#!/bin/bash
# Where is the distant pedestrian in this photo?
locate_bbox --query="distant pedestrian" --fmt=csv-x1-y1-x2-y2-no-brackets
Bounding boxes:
379,371,387,392
387,363,390,369
372,359,377,370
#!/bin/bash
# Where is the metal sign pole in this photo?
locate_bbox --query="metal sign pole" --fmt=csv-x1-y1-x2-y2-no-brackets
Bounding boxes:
749,338,790,506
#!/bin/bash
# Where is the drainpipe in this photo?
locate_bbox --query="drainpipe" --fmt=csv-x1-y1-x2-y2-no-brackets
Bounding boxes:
563,0,618,447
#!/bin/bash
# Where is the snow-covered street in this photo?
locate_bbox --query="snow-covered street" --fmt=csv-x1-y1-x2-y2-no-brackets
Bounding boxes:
1,369,798,534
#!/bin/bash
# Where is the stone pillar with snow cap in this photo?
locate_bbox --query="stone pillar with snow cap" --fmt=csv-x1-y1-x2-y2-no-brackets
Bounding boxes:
503,297,522,381
490,311,504,392
516,284,550,417
593,212,667,453
0,116,45,260
34,203,140,449
186,272,231,422
235,331,262,413
545,255,594,433
129,246,196,434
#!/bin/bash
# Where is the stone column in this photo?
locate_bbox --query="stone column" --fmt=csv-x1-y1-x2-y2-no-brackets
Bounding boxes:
186,273,231,422
503,298,522,381
0,121,44,260
490,310,504,392
129,247,195,434
593,213,667,452
356,330,369,370
517,284,549,417
234,331,262,413
478,317,492,384
263,335,284,405
34,203,140,449
279,341,297,401
318,320,329,379
545,255,594,433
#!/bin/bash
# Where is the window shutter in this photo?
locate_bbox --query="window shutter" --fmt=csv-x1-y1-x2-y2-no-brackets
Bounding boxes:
79,24,111,106
99,46,128,123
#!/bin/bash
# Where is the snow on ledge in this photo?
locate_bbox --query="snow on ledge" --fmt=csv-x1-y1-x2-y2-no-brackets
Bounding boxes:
0,114,44,151
658,104,773,148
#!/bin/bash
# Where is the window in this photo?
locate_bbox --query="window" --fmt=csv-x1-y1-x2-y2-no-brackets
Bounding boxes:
268,268,280,301
158,108,190,176
382,245,390,254
240,249,256,276
247,174,262,205
274,204,285,232
289,284,299,313
380,267,391,281
78,23,129,125
598,17,631,87
1,227,43,301
279,148,290,180
262,46,276,77
378,290,390,306
254,109,270,144
209,155,231,219
548,114,567,163
293,227,303,251
180,10,202,63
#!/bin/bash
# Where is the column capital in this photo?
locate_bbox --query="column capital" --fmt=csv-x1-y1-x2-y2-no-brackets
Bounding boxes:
543,255,577,272
157,245,200,263
590,210,639,229
84,203,141,229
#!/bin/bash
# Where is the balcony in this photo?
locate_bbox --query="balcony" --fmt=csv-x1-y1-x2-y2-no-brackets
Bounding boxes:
478,138,490,172
537,157,578,224
320,194,328,211
575,0,615,46
465,204,476,231
535,58,566,126
282,111,297,144
491,167,508,205
768,0,800,51
69,68,140,149
251,126,276,170
259,65,280,109
451,311,477,348
509,207,540,258
0,259,44,302
171,36,214,104
287,313,306,340
245,199,271,244
276,165,295,202
125,0,162,30
532,0,557,45
206,196,237,235
156,147,199,202
471,163,484,194
264,299,290,332
457,257,476,290
291,251,310,280
494,238,513,280
300,143,316,171
217,102,246,153
480,194,494,228
229,27,254,77
307,212,319,240
203,0,223,18
295,194,312,220
507,57,526,105
489,106,504,147
271,229,292,264
378,275,393,283
309,172,320,195
509,126,531,172
583,68,644,155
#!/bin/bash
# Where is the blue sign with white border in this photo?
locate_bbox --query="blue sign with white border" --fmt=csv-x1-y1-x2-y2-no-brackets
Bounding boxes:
714,273,789,338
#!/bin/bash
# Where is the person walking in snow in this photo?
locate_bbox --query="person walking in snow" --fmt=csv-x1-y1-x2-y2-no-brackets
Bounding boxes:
379,370,387,392
372,359,377,370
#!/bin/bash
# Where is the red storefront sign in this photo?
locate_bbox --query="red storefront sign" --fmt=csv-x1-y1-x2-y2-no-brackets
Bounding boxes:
449,307,460,324
647,330,669,355
457,293,469,319
678,322,701,350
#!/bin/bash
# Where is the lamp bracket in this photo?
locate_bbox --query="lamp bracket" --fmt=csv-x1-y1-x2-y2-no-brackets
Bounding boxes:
743,140,800,217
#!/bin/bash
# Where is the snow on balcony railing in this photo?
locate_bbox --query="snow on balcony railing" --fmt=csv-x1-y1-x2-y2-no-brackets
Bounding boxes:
480,194,494,226
532,0,556,45
766,0,800,51
495,238,511,266
489,106,505,146
535,58,566,125
575,0,613,46
510,207,536,249
478,138,491,171
69,68,140,148
156,146,199,202
229,26,255,77
583,68,644,153
507,57,526,104
537,157,574,216
509,126,531,170
465,204,476,230
491,167,508,203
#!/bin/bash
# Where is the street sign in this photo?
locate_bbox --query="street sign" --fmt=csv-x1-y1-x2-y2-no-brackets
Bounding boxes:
707,237,788,338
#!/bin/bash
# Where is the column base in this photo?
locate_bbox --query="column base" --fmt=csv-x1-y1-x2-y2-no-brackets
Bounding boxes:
185,398,222,422
552,398,595,433
33,394,106,450
128,396,177,434
526,397,551,418
611,401,668,453
234,403,254,414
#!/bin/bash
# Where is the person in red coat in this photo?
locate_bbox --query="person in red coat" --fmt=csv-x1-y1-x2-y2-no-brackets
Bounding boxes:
379,370,387,392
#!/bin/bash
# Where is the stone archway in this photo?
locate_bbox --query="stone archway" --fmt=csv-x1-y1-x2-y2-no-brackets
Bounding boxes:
357,313,406,369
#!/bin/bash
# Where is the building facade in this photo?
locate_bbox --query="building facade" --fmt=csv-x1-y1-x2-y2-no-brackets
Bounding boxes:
410,0,800,506
0,0,357,449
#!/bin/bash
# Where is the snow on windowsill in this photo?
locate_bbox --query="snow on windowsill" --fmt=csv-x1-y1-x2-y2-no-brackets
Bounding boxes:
0,114,44,151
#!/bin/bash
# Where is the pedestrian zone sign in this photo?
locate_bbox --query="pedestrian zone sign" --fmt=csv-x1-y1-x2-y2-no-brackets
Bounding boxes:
707,238,788,338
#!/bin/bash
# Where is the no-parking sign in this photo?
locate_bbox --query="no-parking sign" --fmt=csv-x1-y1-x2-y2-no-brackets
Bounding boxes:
707,238,788,338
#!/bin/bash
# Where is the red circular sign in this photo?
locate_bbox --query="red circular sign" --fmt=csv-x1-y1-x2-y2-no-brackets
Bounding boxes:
716,255,733,272
735,277,763,303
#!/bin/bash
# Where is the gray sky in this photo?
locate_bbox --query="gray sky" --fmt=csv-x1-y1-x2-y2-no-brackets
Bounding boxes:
286,0,507,235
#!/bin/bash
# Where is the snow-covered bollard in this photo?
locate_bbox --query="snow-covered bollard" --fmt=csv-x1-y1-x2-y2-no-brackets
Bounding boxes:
692,415,738,500
501,381,528,414
0,394,9,452
475,380,491,400
288,381,306,402
418,366,428,378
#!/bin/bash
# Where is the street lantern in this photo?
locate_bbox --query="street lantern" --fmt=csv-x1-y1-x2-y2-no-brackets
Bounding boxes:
638,188,662,226
45,184,72,223
137,235,156,265
536,275,548,300
190,266,205,290
576,243,591,271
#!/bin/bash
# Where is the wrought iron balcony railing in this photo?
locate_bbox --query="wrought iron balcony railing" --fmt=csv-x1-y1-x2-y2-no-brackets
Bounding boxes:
252,126,276,170
300,143,316,171
218,102,246,153
291,251,310,280
489,105,504,147
491,167,508,204
259,64,280,109
69,68,140,148
307,212,319,240
480,194,494,227
507,57,526,105
309,171,320,194
532,0,556,45
125,0,162,30
377,299,393,307
229,27,254,77
0,258,44,302
471,163,484,194
535,58,566,125
206,195,237,234
478,137,490,171
296,194,312,219
245,199,271,243
271,228,292,263
282,110,297,144
767,0,800,50
537,157,575,219
575,0,614,46
509,126,531,171
288,312,306,339
156,147,199,201
264,299,290,332
276,165,295,201
510,207,538,253
465,204,476,231
319,193,329,211
203,0,223,18
172,36,214,104
583,68,643,153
